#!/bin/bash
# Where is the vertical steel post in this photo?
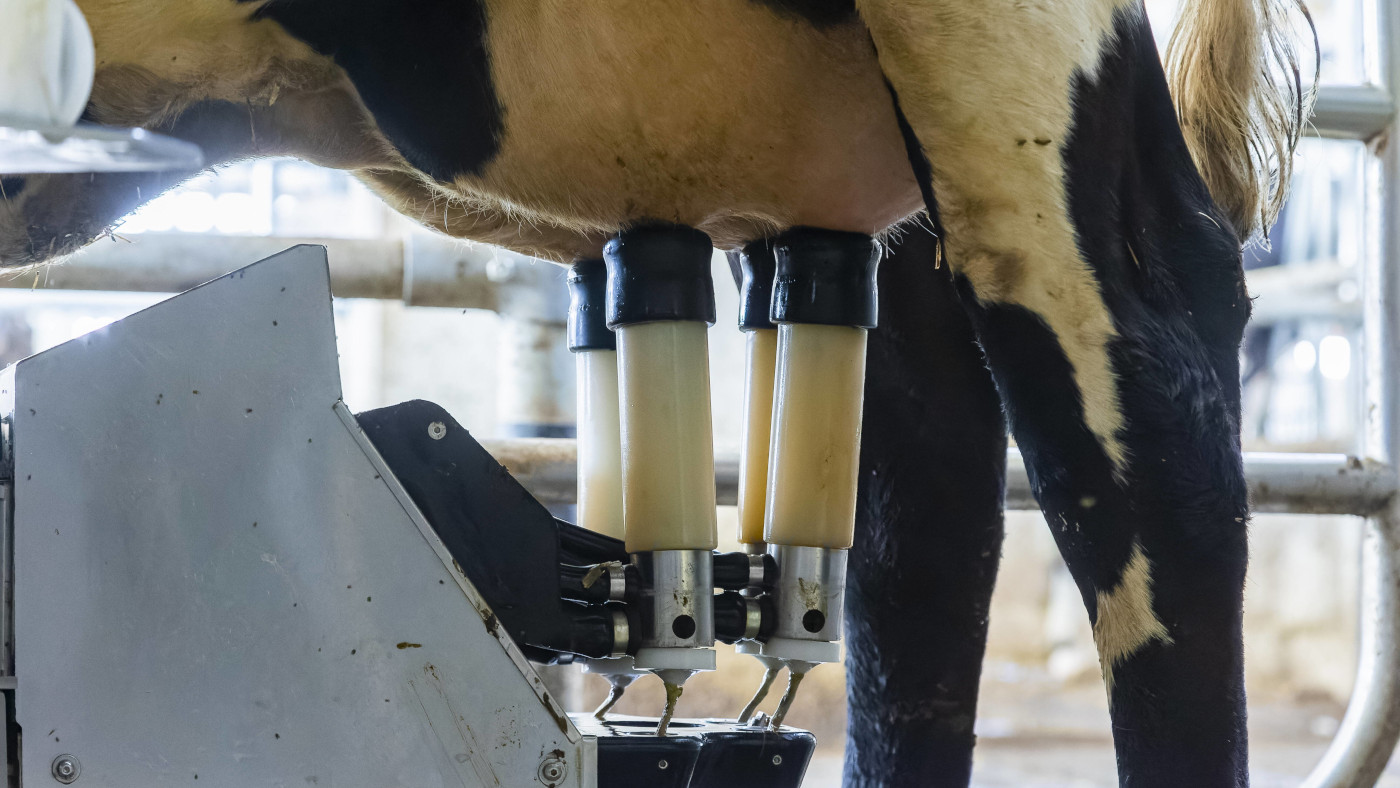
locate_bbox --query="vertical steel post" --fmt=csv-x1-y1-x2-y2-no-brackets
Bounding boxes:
1301,0,1400,781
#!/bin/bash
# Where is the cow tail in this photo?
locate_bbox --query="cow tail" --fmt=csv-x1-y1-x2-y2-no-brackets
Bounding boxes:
1162,0,1318,243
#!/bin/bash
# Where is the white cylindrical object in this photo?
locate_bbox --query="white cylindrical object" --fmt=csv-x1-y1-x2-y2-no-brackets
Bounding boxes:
0,0,93,128
576,349,624,540
616,320,718,553
765,323,868,549
497,316,575,435
737,328,778,546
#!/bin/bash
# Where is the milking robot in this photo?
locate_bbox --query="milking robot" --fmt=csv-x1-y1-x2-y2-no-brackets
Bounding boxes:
0,223,879,786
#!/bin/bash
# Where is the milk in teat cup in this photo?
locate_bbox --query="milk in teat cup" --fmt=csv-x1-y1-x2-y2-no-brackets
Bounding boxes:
0,0,95,128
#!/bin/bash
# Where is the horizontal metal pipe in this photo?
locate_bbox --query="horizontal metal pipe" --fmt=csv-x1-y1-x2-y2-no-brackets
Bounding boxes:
1310,84,1396,141
18,235,407,298
1246,261,1362,324
29,233,568,318
483,439,1397,517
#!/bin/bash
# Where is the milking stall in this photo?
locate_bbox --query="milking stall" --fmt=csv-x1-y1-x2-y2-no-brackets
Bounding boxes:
4,0,1400,785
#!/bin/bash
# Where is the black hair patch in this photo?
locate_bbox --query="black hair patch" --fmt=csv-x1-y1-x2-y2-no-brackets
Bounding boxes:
247,0,503,182
0,177,26,200
747,0,857,27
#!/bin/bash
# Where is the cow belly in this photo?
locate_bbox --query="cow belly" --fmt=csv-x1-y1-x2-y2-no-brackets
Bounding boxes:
460,0,922,253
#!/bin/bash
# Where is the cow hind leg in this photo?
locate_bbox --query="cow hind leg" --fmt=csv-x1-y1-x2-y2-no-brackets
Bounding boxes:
845,229,1007,787
857,1,1252,784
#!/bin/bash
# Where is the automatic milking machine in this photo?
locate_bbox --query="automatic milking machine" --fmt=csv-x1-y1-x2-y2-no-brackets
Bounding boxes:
0,221,878,786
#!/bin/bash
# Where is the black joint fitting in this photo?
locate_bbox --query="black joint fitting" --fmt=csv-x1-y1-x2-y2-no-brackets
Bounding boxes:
559,563,635,605
713,592,777,644
758,553,777,588
712,552,749,591
712,551,776,591
735,240,777,331
559,564,605,605
713,592,749,644
566,259,615,351
604,224,716,328
755,594,776,641
770,227,881,329
564,602,626,659
614,602,641,655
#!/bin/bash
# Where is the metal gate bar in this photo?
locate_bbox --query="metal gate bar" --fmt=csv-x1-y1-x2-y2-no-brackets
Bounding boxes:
483,441,1396,516
1297,0,1400,780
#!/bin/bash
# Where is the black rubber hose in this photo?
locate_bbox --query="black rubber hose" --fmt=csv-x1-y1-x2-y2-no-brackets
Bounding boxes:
559,563,638,604
559,564,611,604
556,518,628,565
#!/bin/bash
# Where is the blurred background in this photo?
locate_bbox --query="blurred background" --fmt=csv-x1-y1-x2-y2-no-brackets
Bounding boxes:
1,0,1395,784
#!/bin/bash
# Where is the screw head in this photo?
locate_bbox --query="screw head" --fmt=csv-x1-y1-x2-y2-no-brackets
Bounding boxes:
427,421,447,440
658,759,669,770
772,754,783,766
537,754,566,786
51,754,80,784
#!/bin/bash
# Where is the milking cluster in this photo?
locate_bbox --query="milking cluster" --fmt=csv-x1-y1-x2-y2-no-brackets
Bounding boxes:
563,224,879,734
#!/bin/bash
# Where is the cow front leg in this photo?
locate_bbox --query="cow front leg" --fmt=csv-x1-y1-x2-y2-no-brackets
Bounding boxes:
858,1,1252,784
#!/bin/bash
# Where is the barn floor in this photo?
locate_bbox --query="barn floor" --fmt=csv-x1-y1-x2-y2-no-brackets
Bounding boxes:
564,648,1400,787
799,673,1400,787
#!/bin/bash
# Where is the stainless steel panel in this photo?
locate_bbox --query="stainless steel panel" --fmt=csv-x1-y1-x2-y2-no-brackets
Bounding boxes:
7,245,587,787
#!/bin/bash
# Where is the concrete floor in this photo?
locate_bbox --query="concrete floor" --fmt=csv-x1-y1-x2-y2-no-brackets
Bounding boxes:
560,643,1400,787
797,681,1400,787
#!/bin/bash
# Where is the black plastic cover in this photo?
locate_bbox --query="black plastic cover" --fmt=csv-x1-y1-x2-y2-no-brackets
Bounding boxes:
604,225,717,327
735,240,777,331
567,258,615,351
770,227,881,328
574,715,815,788
357,400,630,660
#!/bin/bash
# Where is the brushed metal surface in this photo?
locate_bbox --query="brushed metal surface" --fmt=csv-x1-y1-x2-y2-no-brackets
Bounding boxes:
6,245,589,787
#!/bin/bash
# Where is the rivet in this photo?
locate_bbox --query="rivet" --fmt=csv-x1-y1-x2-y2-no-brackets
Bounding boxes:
51,755,80,784
428,421,447,440
537,754,567,786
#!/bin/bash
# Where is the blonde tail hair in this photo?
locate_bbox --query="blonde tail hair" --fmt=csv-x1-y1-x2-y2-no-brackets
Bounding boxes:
1164,0,1318,242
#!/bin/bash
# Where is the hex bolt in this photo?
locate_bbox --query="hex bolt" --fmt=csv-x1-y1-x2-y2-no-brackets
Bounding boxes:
427,421,447,440
536,754,566,786
51,754,80,784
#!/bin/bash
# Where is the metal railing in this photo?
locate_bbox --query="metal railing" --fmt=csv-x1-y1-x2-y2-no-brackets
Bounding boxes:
1291,0,1400,782
482,440,1398,516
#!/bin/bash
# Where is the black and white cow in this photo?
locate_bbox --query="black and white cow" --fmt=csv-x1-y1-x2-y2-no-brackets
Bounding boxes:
0,0,1314,784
